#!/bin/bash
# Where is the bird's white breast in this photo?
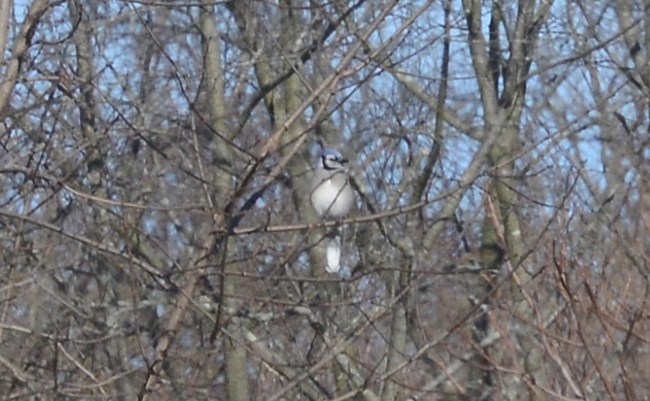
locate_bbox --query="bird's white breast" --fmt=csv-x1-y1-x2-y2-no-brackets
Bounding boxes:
311,176,353,218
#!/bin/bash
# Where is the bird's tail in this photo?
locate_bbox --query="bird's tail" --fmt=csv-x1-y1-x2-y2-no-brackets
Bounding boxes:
325,230,342,273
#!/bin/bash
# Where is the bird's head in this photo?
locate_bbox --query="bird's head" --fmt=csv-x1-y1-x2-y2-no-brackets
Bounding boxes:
320,148,348,170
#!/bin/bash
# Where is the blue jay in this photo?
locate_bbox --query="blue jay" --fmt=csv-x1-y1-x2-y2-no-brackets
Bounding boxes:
310,148,354,273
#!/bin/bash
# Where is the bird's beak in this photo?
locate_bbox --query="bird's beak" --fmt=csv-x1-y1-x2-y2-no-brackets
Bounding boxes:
339,157,349,164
